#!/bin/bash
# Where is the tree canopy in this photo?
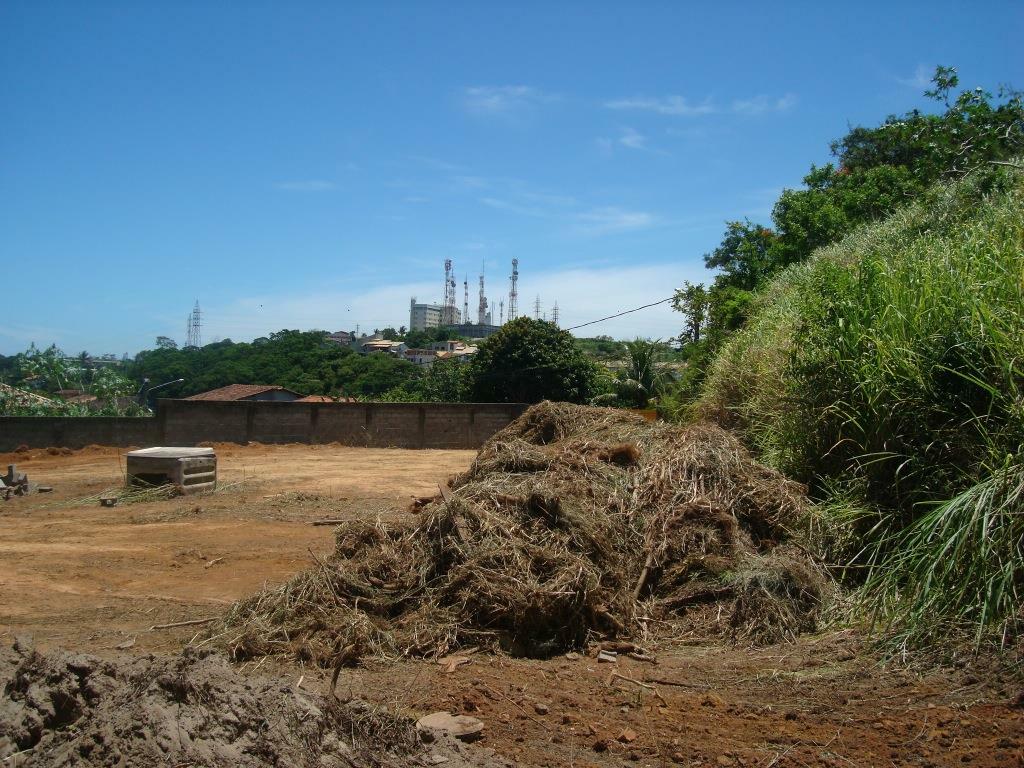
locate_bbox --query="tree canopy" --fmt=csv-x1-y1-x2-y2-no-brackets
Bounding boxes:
127,330,419,399
467,318,602,404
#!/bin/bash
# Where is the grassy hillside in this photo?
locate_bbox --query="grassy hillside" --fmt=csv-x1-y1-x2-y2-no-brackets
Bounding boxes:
699,163,1024,648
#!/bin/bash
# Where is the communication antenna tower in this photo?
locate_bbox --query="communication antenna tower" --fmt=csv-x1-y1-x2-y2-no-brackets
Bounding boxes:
499,299,505,325
534,295,542,320
185,300,202,348
477,265,488,325
463,276,469,325
443,259,458,324
508,259,519,320
552,301,560,328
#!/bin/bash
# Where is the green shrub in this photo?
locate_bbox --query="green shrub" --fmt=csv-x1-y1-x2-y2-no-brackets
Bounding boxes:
700,163,1024,644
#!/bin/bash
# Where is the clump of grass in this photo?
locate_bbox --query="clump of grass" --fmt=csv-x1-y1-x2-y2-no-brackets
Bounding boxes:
700,162,1024,647
861,460,1024,649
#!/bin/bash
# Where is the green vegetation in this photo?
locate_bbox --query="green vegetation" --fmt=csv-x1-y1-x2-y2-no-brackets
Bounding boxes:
402,326,466,349
591,338,671,409
673,67,1023,400
671,67,1024,649
696,161,1023,647
376,359,470,403
573,335,629,361
0,344,141,416
468,317,603,404
127,330,418,400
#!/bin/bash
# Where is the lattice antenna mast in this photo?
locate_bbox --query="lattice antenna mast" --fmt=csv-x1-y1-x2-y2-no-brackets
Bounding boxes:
508,258,519,320
477,264,488,325
552,301,559,328
499,299,505,325
463,276,469,325
186,300,202,348
534,295,542,320
443,259,456,324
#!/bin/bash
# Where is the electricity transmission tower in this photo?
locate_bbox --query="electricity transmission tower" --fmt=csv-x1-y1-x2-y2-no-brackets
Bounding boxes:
185,300,202,348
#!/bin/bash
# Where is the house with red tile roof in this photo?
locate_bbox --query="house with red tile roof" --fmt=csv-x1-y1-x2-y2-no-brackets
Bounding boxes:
184,384,303,402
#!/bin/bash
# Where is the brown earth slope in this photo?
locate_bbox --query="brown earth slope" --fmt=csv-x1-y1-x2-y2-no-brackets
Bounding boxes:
0,441,1020,766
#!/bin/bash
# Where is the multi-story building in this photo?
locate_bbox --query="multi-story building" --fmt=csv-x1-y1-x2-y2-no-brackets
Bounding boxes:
410,298,461,331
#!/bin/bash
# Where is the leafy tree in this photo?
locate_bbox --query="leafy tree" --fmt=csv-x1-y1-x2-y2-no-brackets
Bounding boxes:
467,317,601,403
377,358,470,402
403,326,467,349
420,358,469,401
704,220,779,291
89,367,135,401
156,336,178,350
672,282,709,346
17,344,74,392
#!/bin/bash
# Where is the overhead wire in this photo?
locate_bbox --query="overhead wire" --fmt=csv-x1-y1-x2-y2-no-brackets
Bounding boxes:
561,296,675,332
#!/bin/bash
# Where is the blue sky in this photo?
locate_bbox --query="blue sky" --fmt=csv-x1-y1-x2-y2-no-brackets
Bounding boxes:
1,1,1020,355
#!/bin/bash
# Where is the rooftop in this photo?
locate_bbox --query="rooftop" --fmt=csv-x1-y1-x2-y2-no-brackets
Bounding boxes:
184,384,302,401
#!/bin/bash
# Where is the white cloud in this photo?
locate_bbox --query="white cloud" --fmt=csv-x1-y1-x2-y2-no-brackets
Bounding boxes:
275,180,337,191
463,85,557,115
204,262,704,343
731,93,798,115
618,127,648,150
604,95,715,116
573,206,657,235
606,93,796,117
897,64,933,89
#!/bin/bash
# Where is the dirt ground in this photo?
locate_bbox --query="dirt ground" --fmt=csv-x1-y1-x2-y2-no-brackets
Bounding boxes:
1,444,1021,767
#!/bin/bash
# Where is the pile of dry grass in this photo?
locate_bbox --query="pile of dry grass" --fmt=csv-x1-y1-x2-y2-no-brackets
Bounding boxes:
217,403,828,666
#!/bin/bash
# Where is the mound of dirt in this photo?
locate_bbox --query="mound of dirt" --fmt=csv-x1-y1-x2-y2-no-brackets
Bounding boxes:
0,641,509,767
219,403,828,666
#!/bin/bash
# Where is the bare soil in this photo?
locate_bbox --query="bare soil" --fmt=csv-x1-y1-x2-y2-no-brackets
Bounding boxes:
1,444,1021,767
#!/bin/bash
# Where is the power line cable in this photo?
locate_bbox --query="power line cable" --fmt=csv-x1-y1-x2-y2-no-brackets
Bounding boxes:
562,296,675,332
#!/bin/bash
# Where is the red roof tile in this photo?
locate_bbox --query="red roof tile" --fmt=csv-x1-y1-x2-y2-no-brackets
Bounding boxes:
184,384,302,401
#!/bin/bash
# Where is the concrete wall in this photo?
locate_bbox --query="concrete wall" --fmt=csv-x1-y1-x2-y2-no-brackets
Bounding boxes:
0,401,528,451
0,417,159,451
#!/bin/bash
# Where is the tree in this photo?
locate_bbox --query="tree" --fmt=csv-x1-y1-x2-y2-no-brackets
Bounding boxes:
156,336,178,350
467,317,601,403
17,344,74,392
672,282,709,345
616,339,666,408
703,220,778,291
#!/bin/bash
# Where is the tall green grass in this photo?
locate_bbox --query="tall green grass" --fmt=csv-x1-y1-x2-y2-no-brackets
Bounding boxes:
700,164,1024,646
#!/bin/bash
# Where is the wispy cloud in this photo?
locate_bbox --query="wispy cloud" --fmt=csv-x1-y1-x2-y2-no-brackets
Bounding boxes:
573,207,658,235
731,93,798,115
606,93,796,117
897,63,933,89
619,127,648,150
463,85,557,115
595,127,671,156
604,95,715,116
275,180,337,192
